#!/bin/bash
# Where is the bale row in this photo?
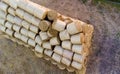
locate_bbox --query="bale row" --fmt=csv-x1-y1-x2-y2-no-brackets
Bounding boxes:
0,0,94,73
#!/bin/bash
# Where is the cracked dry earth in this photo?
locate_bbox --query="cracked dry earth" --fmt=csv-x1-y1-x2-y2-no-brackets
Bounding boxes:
0,0,120,74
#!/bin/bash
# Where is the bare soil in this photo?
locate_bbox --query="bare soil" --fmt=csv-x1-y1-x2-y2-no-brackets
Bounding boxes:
0,0,120,74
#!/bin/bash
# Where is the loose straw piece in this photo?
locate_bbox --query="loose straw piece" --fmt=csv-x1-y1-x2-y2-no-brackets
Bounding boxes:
67,67,75,72
57,64,66,70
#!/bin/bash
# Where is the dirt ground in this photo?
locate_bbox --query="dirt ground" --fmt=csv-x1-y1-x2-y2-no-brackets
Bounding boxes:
0,0,120,74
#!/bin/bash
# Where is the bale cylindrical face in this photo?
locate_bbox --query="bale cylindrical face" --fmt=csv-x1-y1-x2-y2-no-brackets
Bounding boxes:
31,16,40,27
52,53,62,63
35,44,44,54
29,25,39,33
14,32,21,39
17,0,28,10
5,29,14,36
35,35,42,46
14,16,23,26
33,6,48,20
5,22,13,30
9,0,18,9
63,50,73,60
39,20,51,31
50,37,60,45
39,31,49,41
47,10,58,21
44,49,53,57
28,38,36,47
21,35,29,43
23,12,33,23
16,8,25,18
7,14,15,23
59,30,70,41
20,28,28,36
13,24,21,33
22,20,30,30
52,19,66,32
0,0,93,73
28,31,36,40
61,57,71,66
0,2,9,12
0,19,6,25
0,10,7,19
62,40,72,50
71,33,84,44
71,61,82,70
72,45,83,54
54,46,64,55
47,26,58,37
42,42,51,50
8,7,15,16
0,25,7,32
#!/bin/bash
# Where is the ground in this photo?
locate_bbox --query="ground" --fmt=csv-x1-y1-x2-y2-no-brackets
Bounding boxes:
0,0,120,74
